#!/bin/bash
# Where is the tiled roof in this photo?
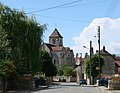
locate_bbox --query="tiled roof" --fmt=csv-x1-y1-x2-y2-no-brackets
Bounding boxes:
115,61,120,67
65,47,70,50
49,28,63,38
44,43,65,51
51,46,64,51
44,43,56,50
115,57,120,61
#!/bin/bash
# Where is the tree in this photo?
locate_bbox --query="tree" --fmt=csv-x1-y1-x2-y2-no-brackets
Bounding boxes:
41,50,57,77
58,64,76,77
0,3,47,91
84,54,104,84
57,69,64,76
63,66,76,77
0,3,46,75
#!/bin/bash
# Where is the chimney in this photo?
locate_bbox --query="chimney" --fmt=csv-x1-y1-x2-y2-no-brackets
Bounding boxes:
103,46,105,51
91,47,94,55
96,50,99,54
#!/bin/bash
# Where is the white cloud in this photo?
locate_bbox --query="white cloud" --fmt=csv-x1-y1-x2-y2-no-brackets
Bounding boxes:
71,18,120,57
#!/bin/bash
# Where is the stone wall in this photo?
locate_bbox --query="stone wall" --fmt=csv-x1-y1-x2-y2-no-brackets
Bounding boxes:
66,77,76,82
108,80,120,89
46,77,52,85
102,55,115,76
1,76,34,90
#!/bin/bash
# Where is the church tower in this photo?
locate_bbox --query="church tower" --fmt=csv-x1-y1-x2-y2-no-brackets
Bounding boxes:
49,28,63,46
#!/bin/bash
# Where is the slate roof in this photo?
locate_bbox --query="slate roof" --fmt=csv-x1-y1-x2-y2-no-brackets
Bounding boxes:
100,46,111,55
49,28,63,38
97,46,115,60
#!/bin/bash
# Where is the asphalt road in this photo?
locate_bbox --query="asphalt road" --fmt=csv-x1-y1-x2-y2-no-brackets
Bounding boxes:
31,82,106,93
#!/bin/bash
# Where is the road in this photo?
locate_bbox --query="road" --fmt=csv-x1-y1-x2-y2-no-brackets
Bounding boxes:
31,82,106,93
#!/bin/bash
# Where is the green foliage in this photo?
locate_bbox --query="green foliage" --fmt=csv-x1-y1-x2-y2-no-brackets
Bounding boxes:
41,50,57,77
64,66,76,77
0,3,46,75
57,69,64,76
39,73,46,79
84,58,90,76
58,64,76,77
84,54,104,79
0,59,16,79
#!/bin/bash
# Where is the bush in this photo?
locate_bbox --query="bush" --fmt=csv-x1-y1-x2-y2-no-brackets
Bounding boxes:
0,59,16,79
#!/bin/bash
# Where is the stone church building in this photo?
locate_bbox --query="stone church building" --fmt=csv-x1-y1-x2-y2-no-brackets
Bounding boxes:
42,28,75,69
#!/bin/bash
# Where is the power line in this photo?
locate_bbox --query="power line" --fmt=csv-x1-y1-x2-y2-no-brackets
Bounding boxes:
26,0,110,14
35,14,110,25
26,0,82,14
23,0,109,10
105,0,119,17
60,0,110,8
35,14,91,23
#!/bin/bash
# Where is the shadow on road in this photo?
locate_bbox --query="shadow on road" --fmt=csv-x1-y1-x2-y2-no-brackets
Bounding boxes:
3,82,97,93
35,82,97,91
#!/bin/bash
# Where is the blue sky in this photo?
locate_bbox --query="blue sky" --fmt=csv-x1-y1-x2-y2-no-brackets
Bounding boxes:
1,0,120,56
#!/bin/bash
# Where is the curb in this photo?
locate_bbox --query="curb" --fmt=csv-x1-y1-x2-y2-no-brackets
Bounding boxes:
2,86,49,93
97,86,120,93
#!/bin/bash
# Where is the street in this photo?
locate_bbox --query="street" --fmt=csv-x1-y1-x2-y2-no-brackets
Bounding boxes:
31,82,106,93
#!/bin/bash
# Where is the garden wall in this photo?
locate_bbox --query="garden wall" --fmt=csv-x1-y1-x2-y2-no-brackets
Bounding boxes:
108,80,120,90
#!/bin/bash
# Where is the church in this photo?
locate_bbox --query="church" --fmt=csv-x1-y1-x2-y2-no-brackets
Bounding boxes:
42,28,75,69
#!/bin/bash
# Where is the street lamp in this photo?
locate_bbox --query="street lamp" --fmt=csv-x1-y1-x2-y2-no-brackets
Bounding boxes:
79,53,83,79
83,41,92,85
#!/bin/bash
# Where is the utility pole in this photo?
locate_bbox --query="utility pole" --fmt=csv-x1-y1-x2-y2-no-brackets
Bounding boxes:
80,53,82,79
83,41,92,84
97,26,100,77
90,41,92,85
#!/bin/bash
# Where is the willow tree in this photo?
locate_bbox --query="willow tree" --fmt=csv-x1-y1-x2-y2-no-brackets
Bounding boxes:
0,3,46,75
0,3,9,60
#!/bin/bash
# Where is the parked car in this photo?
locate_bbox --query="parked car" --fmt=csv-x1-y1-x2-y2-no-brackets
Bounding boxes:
59,76,66,82
79,79,87,85
99,78,108,87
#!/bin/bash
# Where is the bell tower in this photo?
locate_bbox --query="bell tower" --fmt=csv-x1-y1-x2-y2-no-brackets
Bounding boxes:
49,28,63,46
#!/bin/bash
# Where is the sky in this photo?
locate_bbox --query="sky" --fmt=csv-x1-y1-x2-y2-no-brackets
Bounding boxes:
1,0,120,57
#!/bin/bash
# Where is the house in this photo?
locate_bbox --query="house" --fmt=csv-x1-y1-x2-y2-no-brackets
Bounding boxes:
42,28,75,69
115,57,120,75
99,46,115,77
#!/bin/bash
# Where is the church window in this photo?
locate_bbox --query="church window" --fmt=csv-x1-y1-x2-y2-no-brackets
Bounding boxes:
55,38,59,45
52,39,55,44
